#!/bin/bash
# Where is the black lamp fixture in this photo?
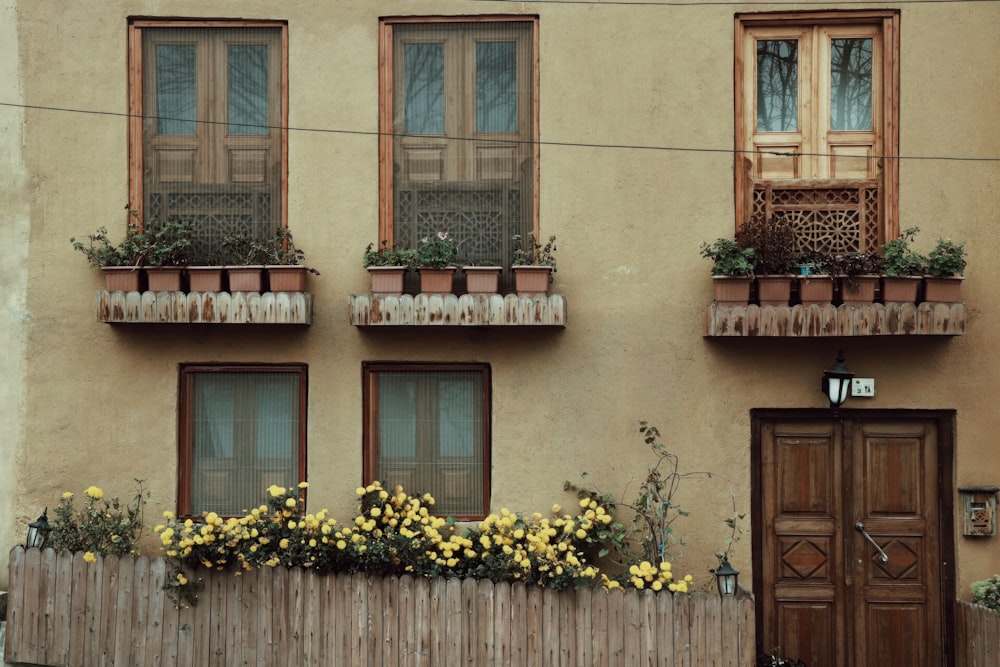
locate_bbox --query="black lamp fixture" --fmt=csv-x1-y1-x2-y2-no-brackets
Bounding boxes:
821,349,855,412
25,508,51,549
714,558,740,596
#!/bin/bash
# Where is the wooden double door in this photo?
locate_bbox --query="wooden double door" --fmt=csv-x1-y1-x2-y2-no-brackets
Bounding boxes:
753,411,954,666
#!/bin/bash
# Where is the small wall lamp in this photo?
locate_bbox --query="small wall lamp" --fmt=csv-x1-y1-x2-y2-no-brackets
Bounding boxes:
25,508,50,549
821,350,855,412
713,558,740,596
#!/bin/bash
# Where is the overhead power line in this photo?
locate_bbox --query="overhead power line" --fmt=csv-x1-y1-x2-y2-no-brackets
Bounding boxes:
467,0,1000,6
1,101,998,162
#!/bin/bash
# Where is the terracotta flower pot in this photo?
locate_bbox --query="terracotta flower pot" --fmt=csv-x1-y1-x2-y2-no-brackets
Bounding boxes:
798,275,834,306
756,275,793,306
367,266,408,297
512,265,553,297
839,275,879,305
711,276,752,305
418,267,456,296
187,266,225,293
227,266,265,292
145,266,184,292
101,266,142,293
267,266,309,293
881,275,921,303
923,276,963,303
463,266,502,295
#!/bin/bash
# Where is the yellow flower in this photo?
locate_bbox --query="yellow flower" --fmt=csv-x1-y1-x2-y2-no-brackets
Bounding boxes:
268,485,286,498
286,498,297,508
575,529,587,540
83,551,96,563
62,491,73,499
85,486,104,500
279,538,290,549
176,573,188,585
298,481,309,489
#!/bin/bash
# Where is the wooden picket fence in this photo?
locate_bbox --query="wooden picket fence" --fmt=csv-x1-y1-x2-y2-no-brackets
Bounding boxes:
6,547,755,666
956,598,1000,666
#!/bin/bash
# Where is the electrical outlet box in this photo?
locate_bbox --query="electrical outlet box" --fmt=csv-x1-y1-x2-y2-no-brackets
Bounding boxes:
851,378,876,397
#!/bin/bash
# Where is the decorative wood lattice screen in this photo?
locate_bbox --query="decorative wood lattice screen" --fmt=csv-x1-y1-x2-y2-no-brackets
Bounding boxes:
750,179,881,254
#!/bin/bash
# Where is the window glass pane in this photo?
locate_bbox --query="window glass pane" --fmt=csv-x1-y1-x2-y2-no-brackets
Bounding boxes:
229,44,269,135
373,369,485,516
404,43,445,134
830,38,873,131
757,39,798,132
189,370,301,516
476,41,517,133
156,44,196,135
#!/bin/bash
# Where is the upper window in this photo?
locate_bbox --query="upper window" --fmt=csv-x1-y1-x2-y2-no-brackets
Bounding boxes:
363,363,491,519
379,18,538,278
735,11,899,253
179,365,306,516
128,20,287,260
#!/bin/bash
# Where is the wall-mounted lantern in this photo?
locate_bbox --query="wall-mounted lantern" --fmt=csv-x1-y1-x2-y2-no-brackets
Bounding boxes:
25,508,50,549
713,558,740,596
821,350,854,412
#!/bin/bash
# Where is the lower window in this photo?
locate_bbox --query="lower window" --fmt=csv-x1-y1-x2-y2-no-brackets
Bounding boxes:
179,364,306,516
363,363,490,519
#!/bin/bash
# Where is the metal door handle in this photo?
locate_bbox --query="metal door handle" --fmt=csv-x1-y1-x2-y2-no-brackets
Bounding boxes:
855,522,889,563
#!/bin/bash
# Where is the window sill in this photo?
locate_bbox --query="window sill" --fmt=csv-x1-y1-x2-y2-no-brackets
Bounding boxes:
350,293,566,327
97,291,312,324
703,302,967,337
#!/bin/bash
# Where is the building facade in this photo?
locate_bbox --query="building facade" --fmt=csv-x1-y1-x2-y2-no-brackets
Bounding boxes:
3,0,999,663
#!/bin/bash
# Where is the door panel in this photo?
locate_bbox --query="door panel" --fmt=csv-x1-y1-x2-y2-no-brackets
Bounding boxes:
758,415,948,667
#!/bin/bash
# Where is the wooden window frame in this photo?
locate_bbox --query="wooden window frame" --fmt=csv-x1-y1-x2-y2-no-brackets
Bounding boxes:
362,362,492,521
127,18,289,232
377,15,540,247
178,363,307,517
734,10,900,244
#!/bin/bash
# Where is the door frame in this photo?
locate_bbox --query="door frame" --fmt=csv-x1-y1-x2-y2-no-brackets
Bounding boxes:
750,408,956,665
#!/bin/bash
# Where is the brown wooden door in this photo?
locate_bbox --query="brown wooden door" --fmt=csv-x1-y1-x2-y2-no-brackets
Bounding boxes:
756,413,951,666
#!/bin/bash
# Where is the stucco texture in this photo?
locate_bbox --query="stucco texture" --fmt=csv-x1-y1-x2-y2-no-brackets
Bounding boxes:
3,0,999,605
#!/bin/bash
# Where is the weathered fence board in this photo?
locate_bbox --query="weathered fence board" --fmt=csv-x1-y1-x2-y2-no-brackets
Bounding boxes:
956,599,1000,666
6,547,756,666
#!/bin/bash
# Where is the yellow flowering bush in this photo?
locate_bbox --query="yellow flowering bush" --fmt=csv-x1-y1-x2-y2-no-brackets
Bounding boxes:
47,481,148,557
157,481,693,604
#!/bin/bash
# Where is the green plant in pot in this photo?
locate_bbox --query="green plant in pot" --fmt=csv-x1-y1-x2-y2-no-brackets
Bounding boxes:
880,226,925,303
259,227,319,293
363,241,417,297
701,238,755,305
416,232,460,295
735,216,798,306
140,219,194,292
795,250,835,306
221,231,270,293
924,237,966,303
71,225,148,292
512,232,557,297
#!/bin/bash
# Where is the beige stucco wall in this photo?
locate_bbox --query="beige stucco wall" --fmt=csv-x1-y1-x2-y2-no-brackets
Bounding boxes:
4,0,1000,602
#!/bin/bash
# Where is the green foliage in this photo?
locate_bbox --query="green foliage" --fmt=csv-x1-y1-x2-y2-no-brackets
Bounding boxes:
258,227,319,274
47,481,148,557
512,232,557,270
568,422,744,570
71,226,147,268
926,237,967,277
220,231,270,265
971,575,1000,614
363,240,418,268
735,216,798,275
416,232,460,268
881,227,926,276
700,238,755,276
140,220,195,267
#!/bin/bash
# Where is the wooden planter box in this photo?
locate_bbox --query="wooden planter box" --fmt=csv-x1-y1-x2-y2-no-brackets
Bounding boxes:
418,267,456,295
881,275,921,303
463,266,502,295
227,266,265,292
923,276,964,303
101,266,142,293
267,266,308,293
711,276,752,305
145,266,183,292
367,266,408,297
798,275,834,306
187,266,224,293
756,275,793,306
512,265,553,297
